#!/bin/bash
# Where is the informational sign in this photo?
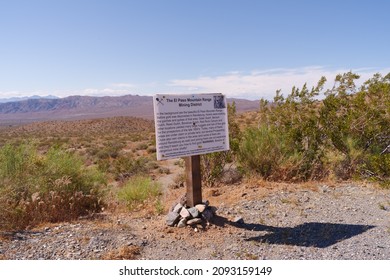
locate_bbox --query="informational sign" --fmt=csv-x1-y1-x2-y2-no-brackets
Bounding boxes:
153,93,230,160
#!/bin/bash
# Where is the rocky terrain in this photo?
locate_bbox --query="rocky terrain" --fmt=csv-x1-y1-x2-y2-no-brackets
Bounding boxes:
1,173,389,260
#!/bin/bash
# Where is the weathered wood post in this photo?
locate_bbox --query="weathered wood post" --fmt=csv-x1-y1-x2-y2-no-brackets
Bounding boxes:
184,155,202,207
153,93,229,223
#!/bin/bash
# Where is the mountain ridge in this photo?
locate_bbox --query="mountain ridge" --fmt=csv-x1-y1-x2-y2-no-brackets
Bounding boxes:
0,94,259,125
0,95,59,104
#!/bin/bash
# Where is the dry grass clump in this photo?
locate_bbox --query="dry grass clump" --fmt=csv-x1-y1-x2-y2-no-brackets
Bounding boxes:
101,245,141,260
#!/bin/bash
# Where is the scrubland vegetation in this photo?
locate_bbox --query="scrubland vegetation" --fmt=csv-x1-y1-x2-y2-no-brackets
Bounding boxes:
204,72,389,187
0,72,388,231
0,117,159,230
0,144,105,230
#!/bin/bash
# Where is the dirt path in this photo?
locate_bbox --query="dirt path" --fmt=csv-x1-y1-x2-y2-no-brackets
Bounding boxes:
1,178,390,260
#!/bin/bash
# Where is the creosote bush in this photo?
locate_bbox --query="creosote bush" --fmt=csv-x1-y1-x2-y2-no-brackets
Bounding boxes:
201,102,242,186
0,143,106,230
239,125,303,180
238,72,390,185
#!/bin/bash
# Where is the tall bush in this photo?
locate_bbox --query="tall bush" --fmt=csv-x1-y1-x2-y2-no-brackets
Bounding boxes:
239,72,389,184
201,102,242,186
0,143,106,230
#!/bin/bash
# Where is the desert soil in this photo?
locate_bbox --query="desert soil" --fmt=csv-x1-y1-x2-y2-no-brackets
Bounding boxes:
1,160,389,260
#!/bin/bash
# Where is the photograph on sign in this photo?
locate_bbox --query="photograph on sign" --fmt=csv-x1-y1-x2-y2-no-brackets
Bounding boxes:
153,93,230,160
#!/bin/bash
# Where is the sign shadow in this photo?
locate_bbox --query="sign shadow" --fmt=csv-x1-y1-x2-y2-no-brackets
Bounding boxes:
210,215,375,248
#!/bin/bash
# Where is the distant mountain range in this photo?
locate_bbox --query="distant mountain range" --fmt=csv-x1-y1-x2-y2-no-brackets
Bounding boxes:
0,95,59,104
0,94,259,125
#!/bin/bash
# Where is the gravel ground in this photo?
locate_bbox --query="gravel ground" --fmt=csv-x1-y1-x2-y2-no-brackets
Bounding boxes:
1,181,389,260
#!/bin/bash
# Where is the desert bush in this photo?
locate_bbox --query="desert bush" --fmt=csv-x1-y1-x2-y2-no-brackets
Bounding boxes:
135,142,148,151
0,143,106,230
146,146,156,154
117,176,161,210
247,77,326,180
96,141,125,159
241,72,389,184
201,151,230,187
113,155,149,181
320,72,390,184
200,102,242,186
238,125,304,180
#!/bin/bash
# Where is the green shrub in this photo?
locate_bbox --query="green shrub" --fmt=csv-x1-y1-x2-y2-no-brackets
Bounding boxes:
201,151,230,187
135,142,148,151
320,72,390,183
117,176,161,210
361,154,390,187
241,72,389,184
113,155,149,180
238,125,301,180
0,143,106,230
200,102,242,186
146,146,156,154
96,141,125,159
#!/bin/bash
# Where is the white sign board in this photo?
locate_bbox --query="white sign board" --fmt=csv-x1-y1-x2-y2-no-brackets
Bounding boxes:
153,93,230,160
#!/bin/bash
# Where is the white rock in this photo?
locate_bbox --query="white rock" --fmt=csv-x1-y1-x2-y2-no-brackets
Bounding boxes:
195,204,207,213
180,207,191,218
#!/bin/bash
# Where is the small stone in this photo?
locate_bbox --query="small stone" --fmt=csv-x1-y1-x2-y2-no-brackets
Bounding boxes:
177,218,187,228
172,203,183,213
187,218,202,226
188,207,200,218
180,207,191,218
233,216,244,224
166,212,180,226
194,228,198,232
195,204,206,213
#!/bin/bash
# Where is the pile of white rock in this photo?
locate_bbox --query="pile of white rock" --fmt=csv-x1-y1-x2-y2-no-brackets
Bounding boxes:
166,200,216,228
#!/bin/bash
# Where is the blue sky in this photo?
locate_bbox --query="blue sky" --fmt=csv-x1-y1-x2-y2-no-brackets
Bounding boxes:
1,0,389,100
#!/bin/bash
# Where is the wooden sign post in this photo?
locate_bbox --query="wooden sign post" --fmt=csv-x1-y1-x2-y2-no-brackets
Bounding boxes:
184,155,202,207
153,93,229,209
